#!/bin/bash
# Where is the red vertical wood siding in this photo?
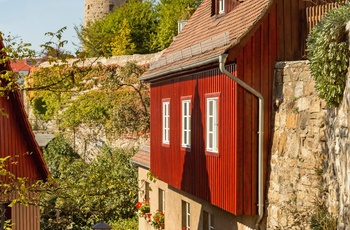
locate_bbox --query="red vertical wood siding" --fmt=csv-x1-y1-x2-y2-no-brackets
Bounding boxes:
277,0,340,61
150,4,278,215
12,204,40,230
0,94,42,181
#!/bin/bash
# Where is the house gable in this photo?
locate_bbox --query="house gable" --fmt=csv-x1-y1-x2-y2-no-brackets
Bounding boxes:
0,39,49,181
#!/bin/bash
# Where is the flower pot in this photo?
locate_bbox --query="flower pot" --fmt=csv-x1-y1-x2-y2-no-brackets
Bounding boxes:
145,213,152,222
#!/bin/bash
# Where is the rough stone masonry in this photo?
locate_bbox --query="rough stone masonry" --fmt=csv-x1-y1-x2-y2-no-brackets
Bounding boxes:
266,60,350,229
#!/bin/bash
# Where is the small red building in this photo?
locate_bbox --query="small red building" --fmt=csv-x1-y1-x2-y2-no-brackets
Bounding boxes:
134,0,339,229
0,39,49,230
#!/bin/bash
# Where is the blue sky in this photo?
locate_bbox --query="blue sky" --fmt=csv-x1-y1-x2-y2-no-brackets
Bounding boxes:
0,0,84,55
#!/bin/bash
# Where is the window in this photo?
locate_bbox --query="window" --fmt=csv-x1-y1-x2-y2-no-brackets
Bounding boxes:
203,211,214,230
158,189,165,213
182,201,190,229
144,182,150,201
206,94,219,153
162,99,170,145
109,4,114,12
219,0,225,14
181,97,191,148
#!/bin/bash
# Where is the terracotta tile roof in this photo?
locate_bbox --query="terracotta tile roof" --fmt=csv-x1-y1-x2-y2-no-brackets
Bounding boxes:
141,0,273,81
10,59,33,72
131,141,150,169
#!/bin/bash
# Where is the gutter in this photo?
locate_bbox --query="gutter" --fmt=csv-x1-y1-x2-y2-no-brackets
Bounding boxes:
130,159,150,170
218,54,264,230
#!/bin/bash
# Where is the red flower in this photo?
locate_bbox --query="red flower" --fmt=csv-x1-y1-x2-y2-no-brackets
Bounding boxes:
136,202,142,209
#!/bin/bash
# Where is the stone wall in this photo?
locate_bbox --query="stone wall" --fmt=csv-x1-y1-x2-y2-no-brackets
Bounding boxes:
266,61,328,229
324,74,350,228
29,53,162,160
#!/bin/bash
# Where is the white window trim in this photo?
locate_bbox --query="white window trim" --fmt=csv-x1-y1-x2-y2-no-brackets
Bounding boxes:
206,97,218,153
182,99,191,148
209,213,214,230
219,0,225,14
186,202,190,229
162,100,170,144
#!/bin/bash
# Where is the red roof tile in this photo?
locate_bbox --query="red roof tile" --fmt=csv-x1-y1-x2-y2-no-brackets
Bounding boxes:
131,141,150,169
141,0,273,81
10,59,33,72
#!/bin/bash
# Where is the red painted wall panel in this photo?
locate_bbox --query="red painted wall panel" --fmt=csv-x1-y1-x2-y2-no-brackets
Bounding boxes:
0,95,41,181
150,5,278,215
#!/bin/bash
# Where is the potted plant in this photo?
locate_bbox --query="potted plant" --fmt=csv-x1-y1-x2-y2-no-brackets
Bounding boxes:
136,200,150,218
151,210,165,229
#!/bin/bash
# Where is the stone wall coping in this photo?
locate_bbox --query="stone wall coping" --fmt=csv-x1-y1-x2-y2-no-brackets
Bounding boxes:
39,51,164,68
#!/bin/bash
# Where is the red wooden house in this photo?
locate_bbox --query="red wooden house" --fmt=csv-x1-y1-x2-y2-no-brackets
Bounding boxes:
0,39,49,230
136,0,338,229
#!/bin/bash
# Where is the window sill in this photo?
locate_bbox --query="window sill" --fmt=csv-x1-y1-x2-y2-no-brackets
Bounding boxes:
205,150,219,157
181,146,191,152
162,142,170,148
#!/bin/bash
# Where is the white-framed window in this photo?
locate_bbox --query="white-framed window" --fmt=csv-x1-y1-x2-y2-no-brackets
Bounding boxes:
182,201,190,230
206,95,219,153
203,211,214,230
158,189,165,213
162,99,170,145
219,0,225,14
182,98,191,148
144,182,150,201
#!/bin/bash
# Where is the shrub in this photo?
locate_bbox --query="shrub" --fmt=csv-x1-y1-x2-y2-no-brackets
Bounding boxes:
307,3,350,107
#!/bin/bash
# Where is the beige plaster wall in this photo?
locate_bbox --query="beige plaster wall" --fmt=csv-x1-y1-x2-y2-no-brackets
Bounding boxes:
137,167,256,230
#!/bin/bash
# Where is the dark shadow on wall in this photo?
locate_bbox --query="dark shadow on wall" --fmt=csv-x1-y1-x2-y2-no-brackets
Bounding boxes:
180,77,211,214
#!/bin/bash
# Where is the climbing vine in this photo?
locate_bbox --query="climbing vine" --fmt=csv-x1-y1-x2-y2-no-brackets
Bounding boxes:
29,62,150,136
307,3,350,107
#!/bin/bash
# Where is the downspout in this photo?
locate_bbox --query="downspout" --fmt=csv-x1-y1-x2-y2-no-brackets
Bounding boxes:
219,54,264,230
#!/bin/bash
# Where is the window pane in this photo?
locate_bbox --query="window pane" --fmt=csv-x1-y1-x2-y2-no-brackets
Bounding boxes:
206,96,218,152
203,211,209,230
209,101,213,115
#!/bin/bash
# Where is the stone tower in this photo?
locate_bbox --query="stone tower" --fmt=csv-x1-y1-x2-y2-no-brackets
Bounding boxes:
84,0,127,26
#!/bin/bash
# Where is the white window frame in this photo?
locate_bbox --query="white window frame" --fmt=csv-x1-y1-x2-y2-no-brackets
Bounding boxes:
162,99,170,145
219,0,225,14
181,98,191,148
182,201,190,230
206,96,219,153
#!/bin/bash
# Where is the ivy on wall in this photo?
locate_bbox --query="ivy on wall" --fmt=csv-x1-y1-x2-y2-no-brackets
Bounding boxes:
29,62,150,137
307,3,350,107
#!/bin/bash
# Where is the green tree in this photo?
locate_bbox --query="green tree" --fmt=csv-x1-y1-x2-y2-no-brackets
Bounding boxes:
153,0,201,50
111,18,137,55
41,138,138,229
78,0,157,57
29,62,150,137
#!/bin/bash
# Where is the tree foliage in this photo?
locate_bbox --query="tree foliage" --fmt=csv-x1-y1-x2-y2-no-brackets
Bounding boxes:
153,0,201,51
29,62,150,137
307,3,350,107
41,137,138,229
78,0,201,57
78,0,157,57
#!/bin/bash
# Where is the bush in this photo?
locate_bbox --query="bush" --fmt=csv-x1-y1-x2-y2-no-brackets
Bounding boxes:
307,3,350,107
